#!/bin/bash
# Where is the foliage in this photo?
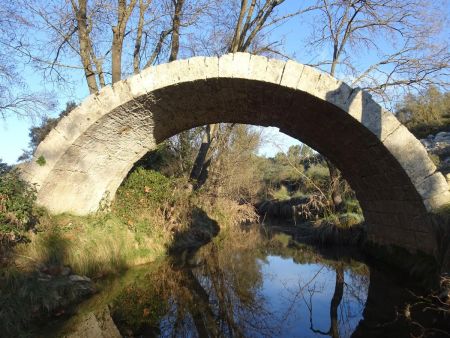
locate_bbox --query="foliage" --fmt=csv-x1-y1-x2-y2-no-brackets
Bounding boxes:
0,159,10,174
0,168,37,234
36,155,46,166
116,168,173,209
271,185,291,201
397,86,450,138
14,213,158,277
113,168,193,247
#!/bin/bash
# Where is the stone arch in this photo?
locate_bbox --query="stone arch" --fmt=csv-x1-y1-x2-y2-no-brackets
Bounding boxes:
21,53,450,255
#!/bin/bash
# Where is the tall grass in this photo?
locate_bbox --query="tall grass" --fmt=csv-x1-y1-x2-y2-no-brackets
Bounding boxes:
9,169,260,279
14,214,166,278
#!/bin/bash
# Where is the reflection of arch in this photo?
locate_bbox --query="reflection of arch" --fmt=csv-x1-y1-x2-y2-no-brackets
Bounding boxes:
21,53,449,255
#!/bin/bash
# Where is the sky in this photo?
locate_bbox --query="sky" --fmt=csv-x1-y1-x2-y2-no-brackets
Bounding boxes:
0,0,448,164
0,1,308,164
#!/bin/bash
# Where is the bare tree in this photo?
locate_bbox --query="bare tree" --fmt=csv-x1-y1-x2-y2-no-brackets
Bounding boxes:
303,0,450,208
111,0,138,83
168,0,185,61
188,0,308,188
17,0,194,92
306,0,449,103
0,3,55,120
133,0,152,73
70,0,101,92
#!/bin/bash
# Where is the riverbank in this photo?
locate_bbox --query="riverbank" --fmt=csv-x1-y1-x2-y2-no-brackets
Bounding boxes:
0,168,258,337
34,228,450,337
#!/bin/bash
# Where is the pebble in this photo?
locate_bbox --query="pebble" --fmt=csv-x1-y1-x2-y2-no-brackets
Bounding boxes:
69,275,92,283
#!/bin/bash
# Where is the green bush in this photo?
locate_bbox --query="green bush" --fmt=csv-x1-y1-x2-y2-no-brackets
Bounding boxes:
0,168,37,234
113,168,183,236
343,198,363,215
115,168,172,209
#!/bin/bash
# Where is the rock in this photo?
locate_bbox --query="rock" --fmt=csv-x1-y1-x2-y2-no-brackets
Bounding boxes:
66,307,121,338
435,131,450,141
421,131,450,177
69,275,92,283
37,272,52,281
61,266,72,276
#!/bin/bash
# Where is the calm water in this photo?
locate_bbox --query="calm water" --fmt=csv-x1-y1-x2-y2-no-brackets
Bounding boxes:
45,230,449,338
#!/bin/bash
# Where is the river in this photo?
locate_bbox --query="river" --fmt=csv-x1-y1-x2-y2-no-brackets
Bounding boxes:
40,227,449,338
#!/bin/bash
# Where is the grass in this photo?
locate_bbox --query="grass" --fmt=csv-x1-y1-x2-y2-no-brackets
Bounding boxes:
271,185,291,200
14,214,166,278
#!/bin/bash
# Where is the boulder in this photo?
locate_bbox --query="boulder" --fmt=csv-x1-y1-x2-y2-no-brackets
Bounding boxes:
66,307,121,338
421,131,450,176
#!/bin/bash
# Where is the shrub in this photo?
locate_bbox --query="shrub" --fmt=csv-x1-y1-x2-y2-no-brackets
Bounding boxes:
114,168,173,214
0,168,37,235
113,168,193,250
271,185,290,200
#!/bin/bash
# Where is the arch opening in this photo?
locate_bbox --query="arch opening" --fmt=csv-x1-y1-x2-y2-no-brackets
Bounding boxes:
21,54,450,255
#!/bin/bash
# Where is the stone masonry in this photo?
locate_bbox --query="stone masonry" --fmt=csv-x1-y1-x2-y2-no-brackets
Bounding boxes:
20,53,450,256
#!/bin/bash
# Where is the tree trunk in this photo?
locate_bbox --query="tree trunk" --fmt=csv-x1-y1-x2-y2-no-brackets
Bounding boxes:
72,0,98,94
329,265,344,338
112,0,137,83
189,124,217,183
169,0,184,62
133,0,148,74
327,160,343,210
111,28,123,83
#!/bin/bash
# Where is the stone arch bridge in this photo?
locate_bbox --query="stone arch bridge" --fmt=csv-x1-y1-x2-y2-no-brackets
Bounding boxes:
22,53,450,256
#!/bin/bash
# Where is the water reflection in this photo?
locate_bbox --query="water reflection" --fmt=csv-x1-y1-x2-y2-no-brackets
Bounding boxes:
49,228,449,338
107,230,369,338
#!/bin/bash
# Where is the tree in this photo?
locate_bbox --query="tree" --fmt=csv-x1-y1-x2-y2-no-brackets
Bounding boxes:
18,0,209,90
188,0,315,188
306,0,449,104
396,86,450,138
0,2,55,120
303,0,449,209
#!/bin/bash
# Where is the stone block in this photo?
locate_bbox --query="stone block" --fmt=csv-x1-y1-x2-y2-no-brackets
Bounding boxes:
280,60,304,89
424,190,450,211
383,125,436,185
248,54,269,82
231,52,251,78
204,56,219,79
218,53,234,78
264,58,286,84
296,65,322,95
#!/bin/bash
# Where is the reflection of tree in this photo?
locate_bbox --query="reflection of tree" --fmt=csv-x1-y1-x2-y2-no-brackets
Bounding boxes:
302,264,344,338
158,228,282,337
195,235,281,337
298,261,368,338
110,230,371,337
